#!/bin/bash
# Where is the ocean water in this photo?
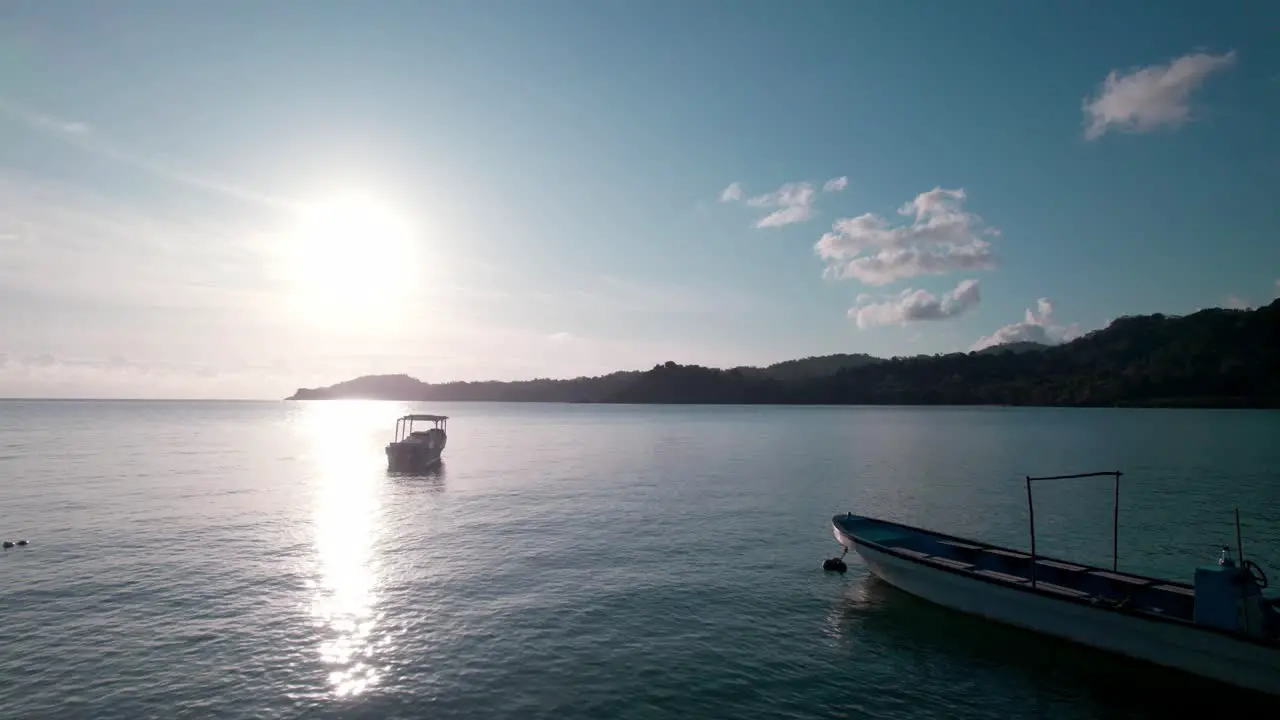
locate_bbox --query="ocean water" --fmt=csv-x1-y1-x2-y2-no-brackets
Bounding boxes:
2,400,1279,719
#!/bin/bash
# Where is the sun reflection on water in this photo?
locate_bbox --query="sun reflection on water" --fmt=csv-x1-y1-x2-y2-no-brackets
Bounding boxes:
300,401,392,698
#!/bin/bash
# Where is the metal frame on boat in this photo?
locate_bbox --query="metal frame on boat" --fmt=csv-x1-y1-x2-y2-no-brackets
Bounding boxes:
1026,471,1122,585
830,470,1280,696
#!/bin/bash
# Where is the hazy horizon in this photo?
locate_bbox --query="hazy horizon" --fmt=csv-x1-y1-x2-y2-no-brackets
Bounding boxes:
2,2,1277,399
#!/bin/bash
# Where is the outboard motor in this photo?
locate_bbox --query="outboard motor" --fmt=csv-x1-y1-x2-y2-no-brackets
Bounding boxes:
1193,547,1276,637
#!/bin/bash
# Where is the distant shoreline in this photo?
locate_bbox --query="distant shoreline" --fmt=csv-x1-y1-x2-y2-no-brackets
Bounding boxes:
283,301,1280,410
0,397,1273,409
285,392,1274,409
283,397,1277,409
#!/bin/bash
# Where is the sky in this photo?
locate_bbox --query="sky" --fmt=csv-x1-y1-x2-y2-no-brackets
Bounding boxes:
1,1,1278,399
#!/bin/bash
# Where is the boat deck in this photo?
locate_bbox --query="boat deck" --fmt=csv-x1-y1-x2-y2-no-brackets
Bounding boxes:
836,514,1197,622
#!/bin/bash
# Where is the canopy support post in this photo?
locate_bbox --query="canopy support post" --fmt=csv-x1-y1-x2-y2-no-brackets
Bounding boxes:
1025,471,1123,588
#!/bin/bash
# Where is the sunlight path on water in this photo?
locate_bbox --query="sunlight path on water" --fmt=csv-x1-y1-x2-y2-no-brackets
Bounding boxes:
299,401,392,699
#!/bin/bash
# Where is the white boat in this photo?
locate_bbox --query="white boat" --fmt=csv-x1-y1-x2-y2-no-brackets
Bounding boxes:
830,471,1280,696
385,414,448,473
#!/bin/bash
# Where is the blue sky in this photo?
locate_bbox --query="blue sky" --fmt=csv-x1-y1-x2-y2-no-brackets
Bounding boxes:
1,1,1277,398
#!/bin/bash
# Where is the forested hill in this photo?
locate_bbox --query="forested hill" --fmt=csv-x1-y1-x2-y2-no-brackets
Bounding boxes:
287,301,1280,408
287,370,645,403
286,353,881,402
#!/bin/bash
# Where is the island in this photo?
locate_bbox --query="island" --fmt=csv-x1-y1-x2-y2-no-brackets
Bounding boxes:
287,300,1280,408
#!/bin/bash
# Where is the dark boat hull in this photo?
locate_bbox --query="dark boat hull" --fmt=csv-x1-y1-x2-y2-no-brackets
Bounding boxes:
385,442,443,473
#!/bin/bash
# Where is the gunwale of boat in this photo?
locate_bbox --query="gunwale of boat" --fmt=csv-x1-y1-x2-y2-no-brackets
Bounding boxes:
832,513,1280,649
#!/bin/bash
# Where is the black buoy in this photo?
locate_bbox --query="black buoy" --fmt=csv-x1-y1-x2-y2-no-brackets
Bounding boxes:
15,540,27,546
822,557,848,573
2,541,12,549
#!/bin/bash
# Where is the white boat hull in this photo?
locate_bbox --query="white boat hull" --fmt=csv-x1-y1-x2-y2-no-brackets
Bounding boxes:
834,527,1280,696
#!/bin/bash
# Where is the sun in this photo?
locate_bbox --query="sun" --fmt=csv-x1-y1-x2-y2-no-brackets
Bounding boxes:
283,191,419,330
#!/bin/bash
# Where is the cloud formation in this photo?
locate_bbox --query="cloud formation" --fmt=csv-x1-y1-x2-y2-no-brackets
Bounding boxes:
1217,279,1280,310
719,182,744,203
971,298,1081,351
17,106,92,136
1083,50,1236,140
719,177,838,228
0,98,291,209
849,279,981,329
815,187,997,286
746,182,816,228
822,176,848,192
0,173,270,311
0,352,259,399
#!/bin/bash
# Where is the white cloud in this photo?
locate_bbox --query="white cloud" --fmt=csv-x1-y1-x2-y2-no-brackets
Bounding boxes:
547,331,574,341
20,108,92,136
720,177,838,227
719,182,744,203
1083,50,1237,140
746,182,816,228
849,279,981,329
0,352,276,399
1224,295,1253,310
0,324,750,398
971,298,1081,351
815,187,997,286
0,98,291,209
0,173,274,312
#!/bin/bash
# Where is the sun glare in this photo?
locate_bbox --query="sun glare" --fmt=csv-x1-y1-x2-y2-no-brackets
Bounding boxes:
284,190,419,330
297,401,390,698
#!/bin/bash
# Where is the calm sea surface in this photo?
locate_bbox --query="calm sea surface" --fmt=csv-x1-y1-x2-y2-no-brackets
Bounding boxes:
2,401,1279,719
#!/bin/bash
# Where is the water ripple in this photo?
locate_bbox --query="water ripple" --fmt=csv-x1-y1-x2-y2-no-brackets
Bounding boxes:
1,401,1278,719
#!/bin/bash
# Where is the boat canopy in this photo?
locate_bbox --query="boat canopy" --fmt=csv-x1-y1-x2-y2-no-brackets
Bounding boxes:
392,414,448,442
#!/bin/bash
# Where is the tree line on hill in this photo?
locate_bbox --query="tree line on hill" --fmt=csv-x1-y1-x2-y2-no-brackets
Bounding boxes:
287,300,1280,408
